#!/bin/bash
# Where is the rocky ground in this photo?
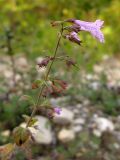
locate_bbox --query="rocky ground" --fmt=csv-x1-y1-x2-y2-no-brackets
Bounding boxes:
1,54,120,160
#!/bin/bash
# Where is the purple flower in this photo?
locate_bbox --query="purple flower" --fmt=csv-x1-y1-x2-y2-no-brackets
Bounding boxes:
64,31,82,45
67,19,104,43
54,107,62,115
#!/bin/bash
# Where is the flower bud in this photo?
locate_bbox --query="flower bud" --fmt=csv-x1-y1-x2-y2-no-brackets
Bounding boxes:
64,31,82,45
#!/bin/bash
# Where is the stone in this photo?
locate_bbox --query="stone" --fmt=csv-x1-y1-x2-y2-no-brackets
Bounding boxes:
3,70,13,79
76,104,83,109
113,143,120,149
15,74,21,82
15,56,29,72
93,65,103,73
21,116,53,144
1,130,10,137
73,108,79,114
72,125,83,133
83,99,90,106
58,128,75,143
91,116,114,137
30,116,53,144
50,97,70,106
86,74,94,80
74,118,85,125
89,81,100,90
53,108,74,125
0,64,11,77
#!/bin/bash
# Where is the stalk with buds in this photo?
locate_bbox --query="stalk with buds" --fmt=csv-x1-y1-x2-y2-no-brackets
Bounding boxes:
0,18,104,159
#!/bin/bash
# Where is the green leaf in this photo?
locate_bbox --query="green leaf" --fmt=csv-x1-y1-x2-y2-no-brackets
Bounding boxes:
22,115,38,127
34,79,43,85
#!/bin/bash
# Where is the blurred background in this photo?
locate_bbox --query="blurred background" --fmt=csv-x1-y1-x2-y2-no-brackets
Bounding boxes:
0,0,120,160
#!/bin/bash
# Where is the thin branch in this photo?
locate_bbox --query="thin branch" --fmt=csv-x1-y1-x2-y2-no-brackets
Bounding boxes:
26,25,64,127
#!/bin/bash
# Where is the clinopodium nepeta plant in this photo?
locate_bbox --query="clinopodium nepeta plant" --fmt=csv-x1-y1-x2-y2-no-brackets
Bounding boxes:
0,19,104,159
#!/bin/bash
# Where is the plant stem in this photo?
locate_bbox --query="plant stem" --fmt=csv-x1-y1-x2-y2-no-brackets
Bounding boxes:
26,26,63,127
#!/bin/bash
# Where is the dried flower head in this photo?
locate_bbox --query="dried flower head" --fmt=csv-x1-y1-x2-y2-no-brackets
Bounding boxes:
54,79,67,90
37,57,53,68
42,79,67,98
64,31,82,45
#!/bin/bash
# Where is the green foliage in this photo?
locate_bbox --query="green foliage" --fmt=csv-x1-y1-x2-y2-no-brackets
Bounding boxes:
0,0,119,69
22,115,37,127
0,95,30,131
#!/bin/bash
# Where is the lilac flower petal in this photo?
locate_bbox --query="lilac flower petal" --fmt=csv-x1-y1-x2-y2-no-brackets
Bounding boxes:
54,107,62,115
68,19,105,43
90,29,105,43
94,20,104,28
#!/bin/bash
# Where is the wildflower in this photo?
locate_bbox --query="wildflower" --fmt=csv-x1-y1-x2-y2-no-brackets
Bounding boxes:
67,19,104,43
54,107,62,115
64,31,82,45
38,106,61,119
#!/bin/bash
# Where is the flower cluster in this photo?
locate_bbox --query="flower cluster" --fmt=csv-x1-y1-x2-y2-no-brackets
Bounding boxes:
52,19,104,45
65,19,105,44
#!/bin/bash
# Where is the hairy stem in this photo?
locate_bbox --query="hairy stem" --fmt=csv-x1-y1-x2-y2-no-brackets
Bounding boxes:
26,26,63,127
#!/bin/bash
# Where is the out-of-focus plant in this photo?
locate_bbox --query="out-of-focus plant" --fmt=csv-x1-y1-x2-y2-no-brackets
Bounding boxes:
0,28,16,86
0,18,104,159
0,0,118,68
